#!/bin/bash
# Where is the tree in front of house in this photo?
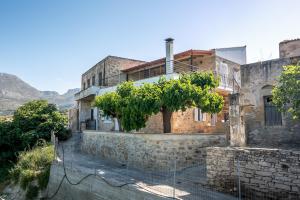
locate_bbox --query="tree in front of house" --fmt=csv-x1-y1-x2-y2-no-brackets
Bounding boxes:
272,65,300,119
94,71,224,133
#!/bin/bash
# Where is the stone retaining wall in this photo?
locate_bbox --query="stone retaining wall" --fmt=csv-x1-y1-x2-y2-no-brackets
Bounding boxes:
206,147,300,199
81,131,227,171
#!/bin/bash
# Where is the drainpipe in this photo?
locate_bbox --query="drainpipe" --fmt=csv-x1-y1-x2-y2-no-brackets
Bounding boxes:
165,38,174,74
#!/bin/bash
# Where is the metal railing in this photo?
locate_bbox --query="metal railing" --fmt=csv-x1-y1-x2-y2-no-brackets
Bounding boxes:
77,60,240,96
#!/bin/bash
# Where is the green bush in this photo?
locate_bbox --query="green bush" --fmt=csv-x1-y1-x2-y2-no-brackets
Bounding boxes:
0,100,68,163
10,142,54,200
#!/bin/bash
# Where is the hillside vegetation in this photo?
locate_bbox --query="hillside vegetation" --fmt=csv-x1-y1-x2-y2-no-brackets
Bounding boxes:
0,100,71,199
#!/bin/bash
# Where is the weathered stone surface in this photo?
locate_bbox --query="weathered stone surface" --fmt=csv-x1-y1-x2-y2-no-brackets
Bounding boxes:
206,147,300,199
81,131,227,171
235,56,300,149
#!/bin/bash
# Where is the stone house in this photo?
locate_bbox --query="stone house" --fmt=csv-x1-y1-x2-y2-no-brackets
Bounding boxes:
74,39,246,135
230,39,300,149
74,56,145,131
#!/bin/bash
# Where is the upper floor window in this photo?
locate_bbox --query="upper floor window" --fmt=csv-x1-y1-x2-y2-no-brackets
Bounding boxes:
87,79,91,88
92,76,95,86
83,82,86,90
264,96,282,126
218,62,229,87
99,72,103,86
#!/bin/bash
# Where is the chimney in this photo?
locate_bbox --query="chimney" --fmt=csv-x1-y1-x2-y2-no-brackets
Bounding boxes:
165,38,174,74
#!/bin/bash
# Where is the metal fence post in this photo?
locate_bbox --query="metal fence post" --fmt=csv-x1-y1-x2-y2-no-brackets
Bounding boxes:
173,159,176,199
237,159,241,200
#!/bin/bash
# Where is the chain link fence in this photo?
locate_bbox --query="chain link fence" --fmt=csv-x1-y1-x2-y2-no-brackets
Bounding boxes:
48,133,299,200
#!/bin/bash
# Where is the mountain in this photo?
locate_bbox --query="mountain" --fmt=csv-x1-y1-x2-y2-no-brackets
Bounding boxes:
0,73,80,115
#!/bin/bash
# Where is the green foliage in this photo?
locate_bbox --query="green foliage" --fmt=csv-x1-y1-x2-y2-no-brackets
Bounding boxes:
95,71,224,132
272,65,300,119
0,163,13,189
0,100,68,163
9,142,54,200
94,92,121,118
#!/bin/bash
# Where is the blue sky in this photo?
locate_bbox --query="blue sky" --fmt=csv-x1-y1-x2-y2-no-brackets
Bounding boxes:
1,0,300,93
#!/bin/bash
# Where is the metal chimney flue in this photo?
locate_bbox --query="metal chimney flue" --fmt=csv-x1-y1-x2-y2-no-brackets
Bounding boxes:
165,38,174,74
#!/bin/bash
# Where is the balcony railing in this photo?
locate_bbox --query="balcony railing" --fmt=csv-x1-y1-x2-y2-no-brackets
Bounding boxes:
74,86,100,101
76,60,240,100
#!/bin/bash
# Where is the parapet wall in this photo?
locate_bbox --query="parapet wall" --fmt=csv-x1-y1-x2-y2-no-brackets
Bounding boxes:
206,147,300,199
81,131,227,170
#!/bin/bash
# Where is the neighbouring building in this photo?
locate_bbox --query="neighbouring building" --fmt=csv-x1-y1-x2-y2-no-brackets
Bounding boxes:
74,56,145,131
230,39,300,148
74,39,246,135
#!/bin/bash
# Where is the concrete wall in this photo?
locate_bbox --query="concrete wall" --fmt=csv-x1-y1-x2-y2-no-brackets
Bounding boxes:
240,57,300,148
81,131,227,170
206,147,300,199
279,39,300,58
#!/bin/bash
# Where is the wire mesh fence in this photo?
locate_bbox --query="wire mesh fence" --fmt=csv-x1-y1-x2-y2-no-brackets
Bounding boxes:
49,133,299,200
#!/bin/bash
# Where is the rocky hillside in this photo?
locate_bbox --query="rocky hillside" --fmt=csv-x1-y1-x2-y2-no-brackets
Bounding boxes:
0,73,80,115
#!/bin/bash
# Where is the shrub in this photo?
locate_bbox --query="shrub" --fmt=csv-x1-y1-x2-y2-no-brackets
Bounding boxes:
10,142,54,200
0,100,68,163
272,65,300,119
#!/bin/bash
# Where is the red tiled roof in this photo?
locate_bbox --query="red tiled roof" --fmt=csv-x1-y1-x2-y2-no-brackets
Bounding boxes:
122,49,213,72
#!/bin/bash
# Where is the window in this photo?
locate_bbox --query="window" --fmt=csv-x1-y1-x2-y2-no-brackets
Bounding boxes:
194,108,206,122
99,72,103,86
87,79,90,88
143,69,150,78
92,76,95,86
211,114,217,126
264,96,282,126
83,82,86,90
91,109,94,121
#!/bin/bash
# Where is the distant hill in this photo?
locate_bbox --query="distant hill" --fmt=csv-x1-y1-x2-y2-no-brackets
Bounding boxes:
0,73,80,115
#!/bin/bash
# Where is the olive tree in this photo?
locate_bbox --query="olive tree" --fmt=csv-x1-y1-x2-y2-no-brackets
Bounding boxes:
94,71,224,133
272,65,300,119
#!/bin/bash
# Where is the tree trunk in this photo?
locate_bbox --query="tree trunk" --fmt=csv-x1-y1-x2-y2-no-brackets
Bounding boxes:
114,118,123,132
162,107,172,133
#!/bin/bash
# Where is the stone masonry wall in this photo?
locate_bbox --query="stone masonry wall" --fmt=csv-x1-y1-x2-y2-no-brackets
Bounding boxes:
240,56,300,148
279,39,300,58
81,131,227,171
206,147,300,199
81,56,145,89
